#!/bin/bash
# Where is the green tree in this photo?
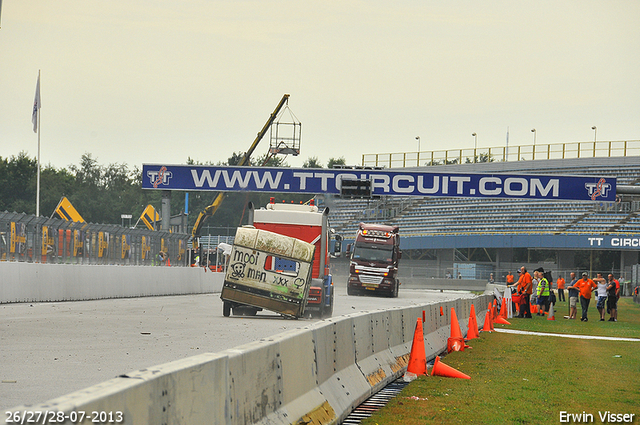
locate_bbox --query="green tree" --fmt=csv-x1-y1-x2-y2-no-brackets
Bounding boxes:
465,153,494,164
227,151,245,166
39,165,75,217
0,152,37,213
327,156,346,168
255,153,289,168
302,156,323,168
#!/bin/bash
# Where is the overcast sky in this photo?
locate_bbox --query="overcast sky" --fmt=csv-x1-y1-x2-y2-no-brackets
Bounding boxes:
1,1,639,171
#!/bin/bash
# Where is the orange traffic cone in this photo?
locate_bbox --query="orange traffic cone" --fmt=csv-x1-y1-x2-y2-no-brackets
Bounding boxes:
494,315,511,325
404,318,427,379
481,310,492,332
447,308,468,352
466,304,480,340
488,306,495,331
499,298,508,318
430,356,471,379
547,303,555,320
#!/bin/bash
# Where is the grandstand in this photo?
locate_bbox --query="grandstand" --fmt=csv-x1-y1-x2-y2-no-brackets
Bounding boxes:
323,156,640,238
320,154,640,282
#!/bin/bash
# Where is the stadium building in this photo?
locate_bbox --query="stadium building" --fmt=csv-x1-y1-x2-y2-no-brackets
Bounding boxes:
322,140,640,290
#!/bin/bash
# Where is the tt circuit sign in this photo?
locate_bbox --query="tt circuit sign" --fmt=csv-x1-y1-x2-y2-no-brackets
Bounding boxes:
587,236,640,249
141,164,616,202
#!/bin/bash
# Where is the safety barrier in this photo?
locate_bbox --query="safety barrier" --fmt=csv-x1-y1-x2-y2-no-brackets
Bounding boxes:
3,295,491,425
0,262,222,303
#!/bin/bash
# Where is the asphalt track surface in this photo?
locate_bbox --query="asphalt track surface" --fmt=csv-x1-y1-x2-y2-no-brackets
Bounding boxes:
1,283,474,410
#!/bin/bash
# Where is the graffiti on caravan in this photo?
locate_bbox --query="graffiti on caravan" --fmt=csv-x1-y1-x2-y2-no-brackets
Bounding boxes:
229,247,267,283
141,164,617,202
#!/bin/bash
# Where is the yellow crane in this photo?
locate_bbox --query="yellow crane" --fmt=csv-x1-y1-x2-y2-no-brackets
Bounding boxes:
190,94,291,250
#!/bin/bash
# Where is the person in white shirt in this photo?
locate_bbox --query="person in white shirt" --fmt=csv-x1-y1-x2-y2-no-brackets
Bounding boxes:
595,272,608,321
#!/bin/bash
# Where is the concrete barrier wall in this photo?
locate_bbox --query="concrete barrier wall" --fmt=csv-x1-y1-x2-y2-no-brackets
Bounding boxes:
0,262,222,303
4,295,491,425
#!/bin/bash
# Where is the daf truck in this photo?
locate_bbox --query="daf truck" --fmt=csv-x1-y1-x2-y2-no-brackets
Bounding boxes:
347,223,401,297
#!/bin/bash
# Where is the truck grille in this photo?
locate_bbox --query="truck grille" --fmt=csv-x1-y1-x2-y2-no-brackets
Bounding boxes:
358,275,383,285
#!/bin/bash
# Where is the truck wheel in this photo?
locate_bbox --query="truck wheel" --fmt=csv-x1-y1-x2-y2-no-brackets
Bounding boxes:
325,292,334,317
223,302,231,317
388,282,398,298
347,285,355,296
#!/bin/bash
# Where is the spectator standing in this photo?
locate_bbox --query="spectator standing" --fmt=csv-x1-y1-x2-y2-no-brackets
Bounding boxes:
488,273,495,284
516,266,533,318
570,272,603,322
606,274,619,322
556,275,566,302
534,267,549,316
566,272,579,319
532,270,540,313
595,273,608,321
506,272,515,286
506,271,517,313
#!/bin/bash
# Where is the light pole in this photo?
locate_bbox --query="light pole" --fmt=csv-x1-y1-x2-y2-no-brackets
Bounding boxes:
472,133,477,163
531,128,536,145
415,136,421,152
592,126,597,143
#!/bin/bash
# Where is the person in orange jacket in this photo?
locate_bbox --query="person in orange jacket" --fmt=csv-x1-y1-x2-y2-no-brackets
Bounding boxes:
569,272,603,322
516,266,533,318
556,274,566,302
506,272,515,286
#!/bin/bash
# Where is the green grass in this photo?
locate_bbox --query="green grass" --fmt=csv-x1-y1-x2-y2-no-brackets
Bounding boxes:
362,298,640,425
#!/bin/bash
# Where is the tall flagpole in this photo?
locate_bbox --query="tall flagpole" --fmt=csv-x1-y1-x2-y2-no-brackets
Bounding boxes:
34,70,42,216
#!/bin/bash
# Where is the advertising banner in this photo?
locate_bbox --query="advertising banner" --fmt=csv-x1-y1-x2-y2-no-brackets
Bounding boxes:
142,164,616,202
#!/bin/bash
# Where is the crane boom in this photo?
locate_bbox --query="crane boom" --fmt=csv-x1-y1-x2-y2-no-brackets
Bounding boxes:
190,94,290,250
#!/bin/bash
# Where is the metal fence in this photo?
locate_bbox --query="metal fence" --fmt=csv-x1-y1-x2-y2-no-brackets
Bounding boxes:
0,211,189,266
362,140,640,168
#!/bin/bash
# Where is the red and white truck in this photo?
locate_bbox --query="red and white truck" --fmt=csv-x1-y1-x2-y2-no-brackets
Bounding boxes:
220,198,337,318
347,223,401,297
221,226,315,318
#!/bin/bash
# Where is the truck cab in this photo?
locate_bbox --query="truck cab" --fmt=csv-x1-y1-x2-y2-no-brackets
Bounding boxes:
347,223,401,297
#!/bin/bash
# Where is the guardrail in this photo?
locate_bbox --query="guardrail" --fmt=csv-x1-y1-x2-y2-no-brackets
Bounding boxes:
362,140,640,168
3,295,491,425
0,212,188,266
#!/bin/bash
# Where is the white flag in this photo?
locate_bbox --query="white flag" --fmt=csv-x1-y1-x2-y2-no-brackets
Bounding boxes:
32,72,41,133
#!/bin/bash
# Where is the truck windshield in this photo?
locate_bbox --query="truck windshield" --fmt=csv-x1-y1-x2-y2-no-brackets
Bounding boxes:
352,245,393,263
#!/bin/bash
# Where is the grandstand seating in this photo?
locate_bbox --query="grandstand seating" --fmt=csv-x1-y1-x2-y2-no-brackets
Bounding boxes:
321,156,640,241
